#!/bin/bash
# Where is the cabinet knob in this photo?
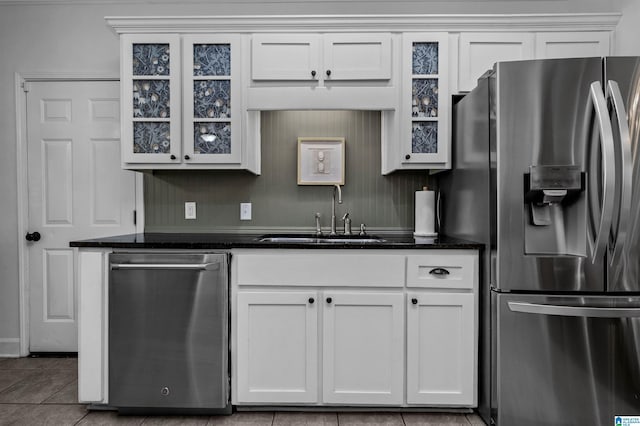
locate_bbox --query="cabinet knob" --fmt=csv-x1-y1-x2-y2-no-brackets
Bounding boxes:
326,69,332,77
170,155,176,160
184,155,191,160
411,298,418,305
25,232,41,242
308,297,315,304
405,154,411,160
326,297,332,304
311,70,317,77
429,267,450,276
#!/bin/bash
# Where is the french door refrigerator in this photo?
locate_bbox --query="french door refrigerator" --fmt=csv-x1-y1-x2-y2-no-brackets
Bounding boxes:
440,57,640,426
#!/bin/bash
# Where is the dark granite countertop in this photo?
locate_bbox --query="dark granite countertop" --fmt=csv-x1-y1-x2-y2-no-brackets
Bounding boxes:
69,232,483,250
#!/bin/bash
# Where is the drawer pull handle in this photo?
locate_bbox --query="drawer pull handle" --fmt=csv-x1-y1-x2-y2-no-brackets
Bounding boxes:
308,297,315,304
429,267,450,276
411,298,418,305
326,297,332,304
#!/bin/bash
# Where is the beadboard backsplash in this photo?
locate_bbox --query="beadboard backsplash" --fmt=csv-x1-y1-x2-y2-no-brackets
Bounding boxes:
144,110,431,233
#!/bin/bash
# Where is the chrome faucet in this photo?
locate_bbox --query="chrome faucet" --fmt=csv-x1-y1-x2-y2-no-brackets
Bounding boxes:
330,184,342,235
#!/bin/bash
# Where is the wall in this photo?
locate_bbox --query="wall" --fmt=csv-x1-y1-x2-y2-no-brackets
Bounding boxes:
145,111,427,233
615,0,640,55
0,0,622,355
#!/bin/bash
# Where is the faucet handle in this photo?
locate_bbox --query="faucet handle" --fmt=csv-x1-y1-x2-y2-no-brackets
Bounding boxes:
343,213,352,235
315,212,322,235
359,223,367,235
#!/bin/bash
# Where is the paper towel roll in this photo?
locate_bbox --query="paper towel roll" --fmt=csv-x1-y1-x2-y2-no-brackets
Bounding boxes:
414,190,437,237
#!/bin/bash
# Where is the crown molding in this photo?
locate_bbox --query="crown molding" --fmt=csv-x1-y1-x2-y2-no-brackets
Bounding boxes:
105,13,621,34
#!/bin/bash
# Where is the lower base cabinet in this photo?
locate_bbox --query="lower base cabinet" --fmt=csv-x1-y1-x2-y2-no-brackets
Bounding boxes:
236,291,318,403
407,292,475,405
235,290,404,405
322,292,404,405
233,250,478,408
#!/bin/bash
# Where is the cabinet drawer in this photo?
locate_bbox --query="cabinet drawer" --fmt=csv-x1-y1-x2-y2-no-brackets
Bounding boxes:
406,252,476,289
236,253,405,287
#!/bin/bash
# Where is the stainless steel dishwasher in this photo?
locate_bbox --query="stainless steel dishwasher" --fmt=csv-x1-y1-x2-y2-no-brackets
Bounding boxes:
108,252,230,414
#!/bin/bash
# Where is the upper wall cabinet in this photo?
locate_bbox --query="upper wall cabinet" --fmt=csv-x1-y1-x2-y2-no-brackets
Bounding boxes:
401,33,450,167
121,34,256,171
182,35,242,164
122,34,182,164
458,31,611,92
251,33,392,83
381,32,450,174
534,31,610,59
458,33,535,92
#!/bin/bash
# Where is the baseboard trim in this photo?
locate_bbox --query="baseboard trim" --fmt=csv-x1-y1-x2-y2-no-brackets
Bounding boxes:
0,338,21,357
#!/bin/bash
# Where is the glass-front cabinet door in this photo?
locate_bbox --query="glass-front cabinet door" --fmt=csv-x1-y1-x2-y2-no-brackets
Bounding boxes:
401,33,449,166
121,34,181,164
183,35,242,164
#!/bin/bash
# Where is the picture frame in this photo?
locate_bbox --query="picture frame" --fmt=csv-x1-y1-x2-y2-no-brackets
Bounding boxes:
297,137,345,185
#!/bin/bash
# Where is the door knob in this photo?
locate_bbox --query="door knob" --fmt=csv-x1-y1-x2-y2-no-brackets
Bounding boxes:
184,155,191,160
25,232,41,242
326,69,332,77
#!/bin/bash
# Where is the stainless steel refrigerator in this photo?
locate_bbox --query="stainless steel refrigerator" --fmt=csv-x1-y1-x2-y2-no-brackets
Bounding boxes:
440,57,640,426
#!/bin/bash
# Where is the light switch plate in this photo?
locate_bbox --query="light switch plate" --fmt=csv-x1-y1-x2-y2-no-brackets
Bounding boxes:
240,203,252,220
185,202,196,220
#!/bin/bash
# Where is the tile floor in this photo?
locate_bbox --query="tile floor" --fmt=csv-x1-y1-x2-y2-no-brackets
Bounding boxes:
0,356,486,426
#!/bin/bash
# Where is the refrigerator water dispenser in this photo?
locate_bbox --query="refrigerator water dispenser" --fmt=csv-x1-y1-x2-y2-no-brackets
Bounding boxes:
524,165,585,255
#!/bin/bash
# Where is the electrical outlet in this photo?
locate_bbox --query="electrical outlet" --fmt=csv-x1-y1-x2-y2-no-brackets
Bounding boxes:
185,202,196,220
240,203,252,221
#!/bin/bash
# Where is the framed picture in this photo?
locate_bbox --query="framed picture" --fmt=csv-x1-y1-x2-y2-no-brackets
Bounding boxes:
297,137,345,185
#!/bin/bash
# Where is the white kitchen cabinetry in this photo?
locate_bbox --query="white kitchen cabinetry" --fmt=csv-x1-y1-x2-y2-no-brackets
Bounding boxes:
232,249,478,408
251,33,391,83
236,291,318,403
406,292,474,405
459,31,611,92
458,32,535,92
405,252,477,406
534,31,610,59
121,34,254,171
121,34,182,165
397,33,451,169
323,291,404,405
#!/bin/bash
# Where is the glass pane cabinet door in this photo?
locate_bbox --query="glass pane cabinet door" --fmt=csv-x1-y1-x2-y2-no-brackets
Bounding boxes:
183,35,241,164
402,34,449,166
121,35,181,164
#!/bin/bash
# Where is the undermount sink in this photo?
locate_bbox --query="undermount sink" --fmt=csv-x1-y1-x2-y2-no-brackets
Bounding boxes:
256,234,386,244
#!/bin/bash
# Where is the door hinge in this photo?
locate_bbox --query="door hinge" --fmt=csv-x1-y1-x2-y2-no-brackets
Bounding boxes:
21,81,30,93
133,210,137,225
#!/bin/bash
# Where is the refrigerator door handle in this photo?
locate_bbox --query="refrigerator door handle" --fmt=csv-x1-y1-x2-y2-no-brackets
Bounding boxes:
587,81,616,263
508,301,640,318
606,80,633,267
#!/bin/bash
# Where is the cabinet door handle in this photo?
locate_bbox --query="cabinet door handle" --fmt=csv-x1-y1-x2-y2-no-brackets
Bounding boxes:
308,297,315,304
170,155,176,160
405,154,411,160
326,297,332,304
411,298,418,305
429,267,450,276
326,69,331,77
184,155,191,160
311,70,317,77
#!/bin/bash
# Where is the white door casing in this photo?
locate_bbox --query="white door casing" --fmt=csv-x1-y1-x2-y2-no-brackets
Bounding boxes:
25,80,136,352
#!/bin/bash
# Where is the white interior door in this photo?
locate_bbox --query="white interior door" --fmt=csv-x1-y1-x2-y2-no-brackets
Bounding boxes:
26,80,136,352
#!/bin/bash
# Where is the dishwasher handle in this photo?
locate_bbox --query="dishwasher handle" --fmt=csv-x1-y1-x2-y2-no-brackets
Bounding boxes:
110,262,220,271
